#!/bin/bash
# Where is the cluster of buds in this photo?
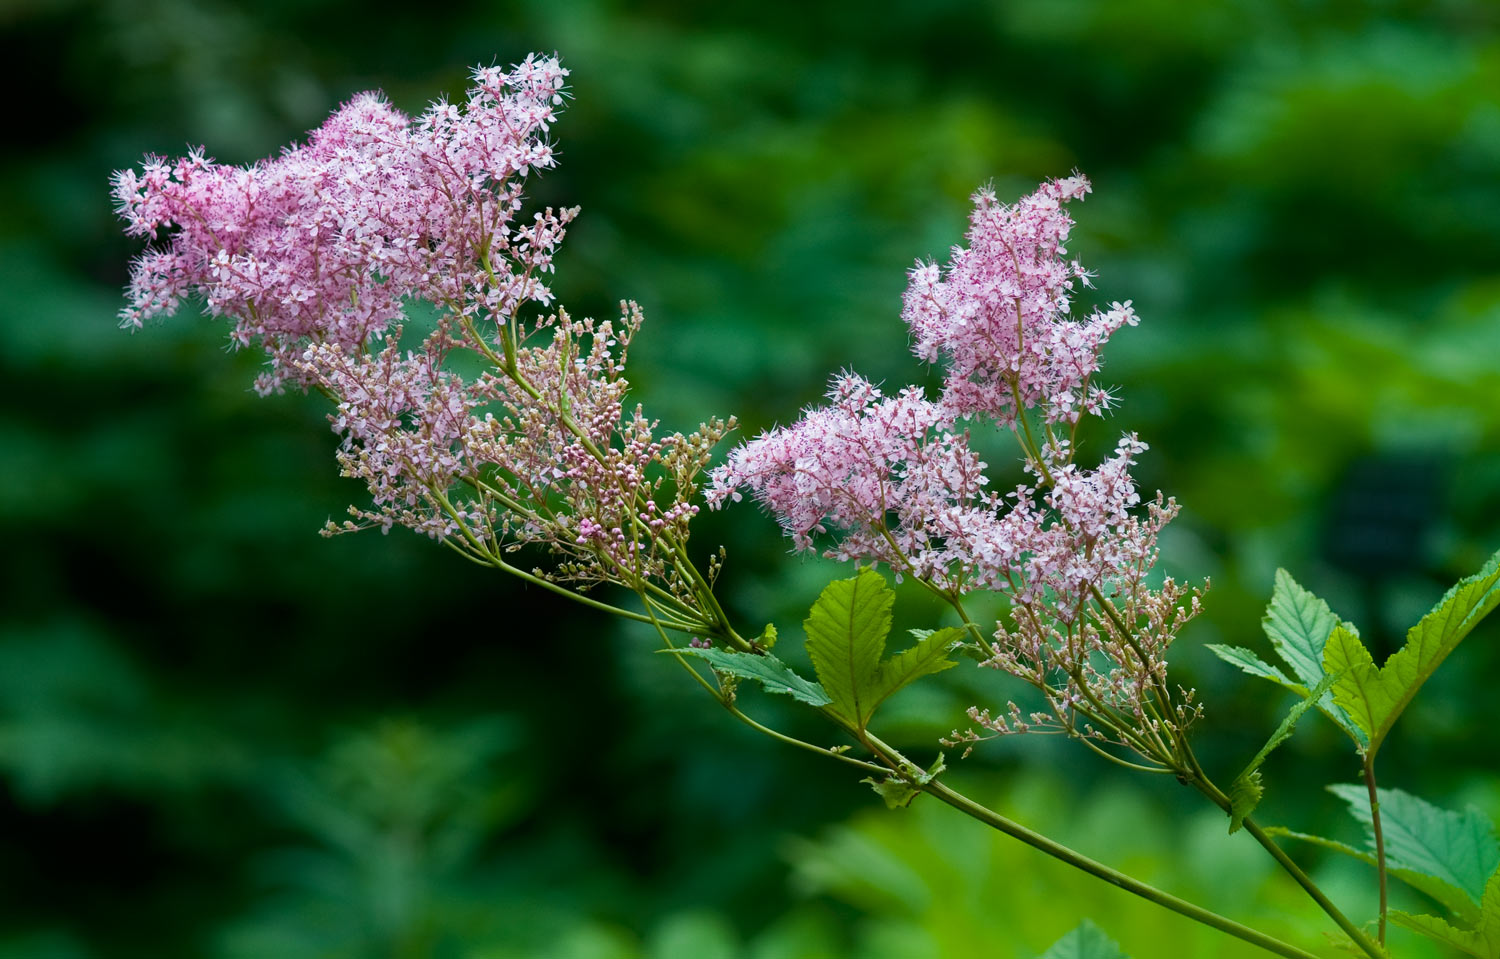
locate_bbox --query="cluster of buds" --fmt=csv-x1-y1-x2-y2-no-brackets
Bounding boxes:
113,57,730,616
712,176,1203,769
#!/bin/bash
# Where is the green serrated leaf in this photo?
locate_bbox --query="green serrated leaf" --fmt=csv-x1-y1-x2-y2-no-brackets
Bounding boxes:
1038,918,1129,959
1323,548,1500,757
1227,773,1264,836
1228,670,1342,833
863,776,921,809
1328,784,1500,907
1261,571,1366,742
871,626,962,707
861,754,945,810
758,623,779,650
1272,827,1482,923
1264,569,1342,687
802,572,959,731
1394,868,1500,958
1207,644,1294,685
804,569,893,729
1322,625,1381,744
669,648,831,707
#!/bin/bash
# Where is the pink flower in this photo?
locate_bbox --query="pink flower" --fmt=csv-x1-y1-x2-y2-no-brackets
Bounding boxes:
713,177,1201,756
116,58,732,604
901,177,1137,426
113,55,572,394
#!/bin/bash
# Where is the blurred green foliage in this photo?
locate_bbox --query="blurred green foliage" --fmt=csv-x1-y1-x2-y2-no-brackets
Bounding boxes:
2,0,1498,955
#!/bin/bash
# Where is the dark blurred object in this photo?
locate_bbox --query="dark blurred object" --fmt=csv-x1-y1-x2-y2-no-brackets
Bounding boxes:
1324,451,1444,578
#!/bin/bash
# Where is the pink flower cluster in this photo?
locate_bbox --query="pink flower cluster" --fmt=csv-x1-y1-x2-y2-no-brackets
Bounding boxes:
113,54,571,394
711,177,1200,757
902,177,1137,425
710,176,1147,592
114,57,728,600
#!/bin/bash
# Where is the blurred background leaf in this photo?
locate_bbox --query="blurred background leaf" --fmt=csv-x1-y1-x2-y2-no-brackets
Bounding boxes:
1,0,1498,955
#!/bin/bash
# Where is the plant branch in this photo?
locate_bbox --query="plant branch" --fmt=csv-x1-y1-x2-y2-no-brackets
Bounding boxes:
1363,752,1388,946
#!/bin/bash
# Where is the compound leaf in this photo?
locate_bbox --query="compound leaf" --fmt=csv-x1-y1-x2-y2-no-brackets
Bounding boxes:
804,572,960,732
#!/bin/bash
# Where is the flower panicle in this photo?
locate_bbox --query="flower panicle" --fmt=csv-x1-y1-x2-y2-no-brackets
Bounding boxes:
115,56,732,615
712,174,1203,766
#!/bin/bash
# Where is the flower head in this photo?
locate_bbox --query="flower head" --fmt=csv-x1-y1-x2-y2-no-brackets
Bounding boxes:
713,176,1203,766
115,57,731,611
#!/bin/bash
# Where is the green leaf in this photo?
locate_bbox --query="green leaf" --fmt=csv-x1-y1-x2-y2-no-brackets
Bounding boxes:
1206,644,1293,685
668,648,831,707
1324,547,1500,757
861,753,945,810
1227,671,1341,833
1321,624,1383,747
803,571,960,731
863,777,921,809
872,626,963,706
1038,918,1129,959
1328,784,1500,908
1227,774,1264,837
1208,570,1365,744
1270,826,1482,923
804,569,892,728
1263,568,1342,688
757,623,779,650
1394,868,1500,958
1263,570,1366,742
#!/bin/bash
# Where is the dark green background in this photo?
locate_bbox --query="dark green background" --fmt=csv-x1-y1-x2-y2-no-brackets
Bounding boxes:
1,0,1497,956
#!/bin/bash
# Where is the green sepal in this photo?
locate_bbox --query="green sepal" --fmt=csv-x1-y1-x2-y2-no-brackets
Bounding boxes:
1227,671,1341,833
804,570,960,732
862,753,945,810
666,647,831,707
1394,868,1500,958
1324,547,1500,758
1038,918,1129,959
1226,775,1263,836
863,777,921,810
756,623,778,650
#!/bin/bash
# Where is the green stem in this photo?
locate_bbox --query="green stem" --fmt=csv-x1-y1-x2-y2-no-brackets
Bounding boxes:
1363,753,1388,947
911,777,1321,959
1190,767,1384,958
644,608,886,777
1243,816,1385,959
847,733,1319,959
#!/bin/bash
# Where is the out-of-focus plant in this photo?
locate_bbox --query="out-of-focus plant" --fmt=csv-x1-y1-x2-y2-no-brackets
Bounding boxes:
112,55,1500,957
